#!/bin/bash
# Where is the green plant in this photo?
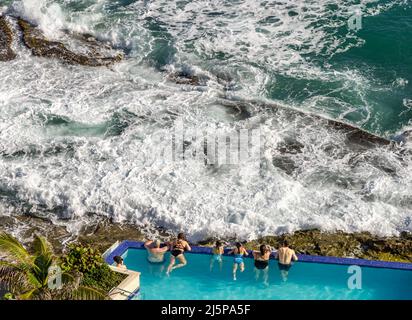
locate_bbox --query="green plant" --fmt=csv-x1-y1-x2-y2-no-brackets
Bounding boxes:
60,243,126,293
60,244,103,274
0,232,106,300
83,263,126,292
3,292,15,300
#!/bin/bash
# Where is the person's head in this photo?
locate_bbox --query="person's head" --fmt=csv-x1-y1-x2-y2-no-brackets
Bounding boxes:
260,244,269,255
216,240,222,248
235,242,242,250
155,239,161,248
281,240,289,248
113,255,123,265
177,233,185,240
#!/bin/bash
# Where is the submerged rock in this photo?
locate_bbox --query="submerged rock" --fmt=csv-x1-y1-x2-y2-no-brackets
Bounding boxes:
272,156,298,175
326,119,390,147
167,70,210,86
0,15,16,61
217,99,252,121
219,97,393,147
18,18,123,67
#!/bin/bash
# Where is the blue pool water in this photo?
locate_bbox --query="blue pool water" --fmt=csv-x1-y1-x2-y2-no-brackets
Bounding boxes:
121,248,412,300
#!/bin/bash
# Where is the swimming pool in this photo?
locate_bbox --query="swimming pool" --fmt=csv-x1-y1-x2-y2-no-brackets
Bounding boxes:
106,242,412,300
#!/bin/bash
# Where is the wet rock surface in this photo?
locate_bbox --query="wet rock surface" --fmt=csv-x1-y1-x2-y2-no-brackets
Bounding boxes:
0,215,168,254
221,98,392,147
243,229,412,263
1,216,411,263
0,16,16,61
167,71,210,86
18,18,123,67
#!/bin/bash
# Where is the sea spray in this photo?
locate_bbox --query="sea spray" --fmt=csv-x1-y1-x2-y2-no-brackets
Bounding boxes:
0,0,411,242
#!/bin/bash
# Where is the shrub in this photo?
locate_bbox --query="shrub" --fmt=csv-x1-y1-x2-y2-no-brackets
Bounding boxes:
61,244,103,274
60,243,126,293
82,263,126,292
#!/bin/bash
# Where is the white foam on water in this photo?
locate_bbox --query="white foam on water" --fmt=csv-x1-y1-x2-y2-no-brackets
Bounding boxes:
0,0,411,242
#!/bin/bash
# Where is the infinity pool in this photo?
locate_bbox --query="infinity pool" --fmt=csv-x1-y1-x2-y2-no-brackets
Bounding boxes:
120,247,412,300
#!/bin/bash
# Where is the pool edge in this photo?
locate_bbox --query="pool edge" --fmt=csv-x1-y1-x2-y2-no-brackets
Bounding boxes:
104,240,412,271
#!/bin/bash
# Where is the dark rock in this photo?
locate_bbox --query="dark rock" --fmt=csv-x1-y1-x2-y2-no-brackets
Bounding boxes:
217,99,252,120
222,98,392,147
272,156,298,175
326,119,391,147
1,216,411,263
245,229,412,263
168,71,210,86
277,139,305,154
0,15,16,61
18,18,123,67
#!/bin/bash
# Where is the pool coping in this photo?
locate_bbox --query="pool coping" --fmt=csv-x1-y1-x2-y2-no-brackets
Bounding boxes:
104,240,412,271
107,266,141,301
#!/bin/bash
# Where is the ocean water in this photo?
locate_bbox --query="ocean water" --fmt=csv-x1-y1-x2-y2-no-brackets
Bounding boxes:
0,0,412,241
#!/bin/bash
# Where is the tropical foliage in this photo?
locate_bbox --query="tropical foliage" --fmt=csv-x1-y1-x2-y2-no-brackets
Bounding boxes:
61,243,126,293
0,232,107,300
60,244,102,274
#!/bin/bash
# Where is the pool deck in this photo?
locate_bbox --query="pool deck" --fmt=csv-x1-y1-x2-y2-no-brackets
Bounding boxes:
105,240,412,271
107,266,140,300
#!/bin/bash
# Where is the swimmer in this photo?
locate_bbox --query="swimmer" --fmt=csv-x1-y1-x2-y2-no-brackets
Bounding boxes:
166,233,191,275
253,244,271,285
276,240,298,281
228,242,248,280
210,240,224,271
144,239,168,263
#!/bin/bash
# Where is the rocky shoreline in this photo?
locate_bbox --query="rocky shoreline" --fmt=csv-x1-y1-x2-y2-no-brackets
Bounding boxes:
0,15,16,61
0,14,124,66
1,215,411,262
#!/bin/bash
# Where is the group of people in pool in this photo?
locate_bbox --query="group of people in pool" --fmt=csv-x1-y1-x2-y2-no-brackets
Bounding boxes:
113,232,298,282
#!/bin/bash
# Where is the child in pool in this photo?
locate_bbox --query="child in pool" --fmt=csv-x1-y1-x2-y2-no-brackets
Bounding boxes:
210,240,224,271
228,242,248,280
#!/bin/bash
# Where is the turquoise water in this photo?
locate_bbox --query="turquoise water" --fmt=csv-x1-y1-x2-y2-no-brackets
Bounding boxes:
122,248,412,300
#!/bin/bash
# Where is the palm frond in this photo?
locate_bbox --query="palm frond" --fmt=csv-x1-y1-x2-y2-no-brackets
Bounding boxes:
0,232,33,265
0,259,36,275
72,285,108,300
32,235,53,259
17,287,40,300
0,265,32,294
25,267,43,289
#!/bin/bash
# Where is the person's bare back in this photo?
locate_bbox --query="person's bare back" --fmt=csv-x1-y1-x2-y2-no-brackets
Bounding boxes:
144,239,168,263
277,242,298,265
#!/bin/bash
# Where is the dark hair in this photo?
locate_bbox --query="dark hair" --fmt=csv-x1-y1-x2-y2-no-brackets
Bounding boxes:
113,256,123,264
282,240,289,247
235,242,242,250
216,241,222,248
260,244,268,255
177,233,185,240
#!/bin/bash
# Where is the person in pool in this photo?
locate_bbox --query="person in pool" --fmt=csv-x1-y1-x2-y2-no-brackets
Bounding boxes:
144,239,168,263
276,240,298,281
228,242,248,280
253,244,271,285
113,255,127,269
166,232,191,275
210,240,224,271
